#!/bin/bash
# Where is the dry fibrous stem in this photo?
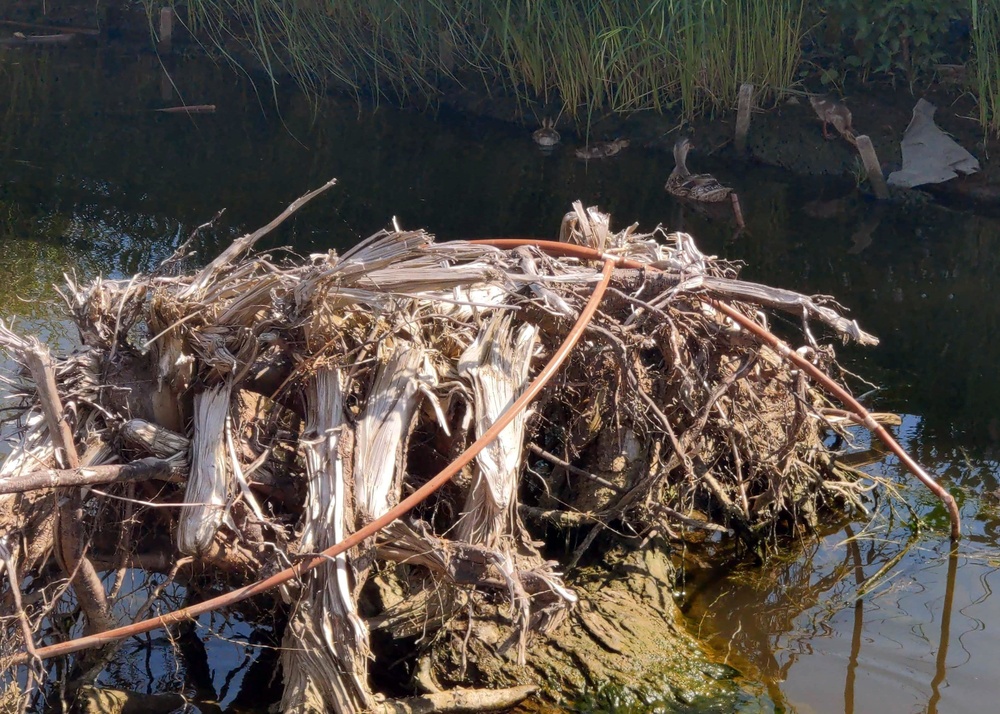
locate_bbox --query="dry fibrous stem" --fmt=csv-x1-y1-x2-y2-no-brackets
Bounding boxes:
17,339,114,637
0,458,178,495
0,187,923,709
0,244,615,674
480,237,958,540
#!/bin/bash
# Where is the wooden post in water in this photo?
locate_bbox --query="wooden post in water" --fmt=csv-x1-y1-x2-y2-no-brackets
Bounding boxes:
855,135,889,199
158,8,174,53
735,83,754,153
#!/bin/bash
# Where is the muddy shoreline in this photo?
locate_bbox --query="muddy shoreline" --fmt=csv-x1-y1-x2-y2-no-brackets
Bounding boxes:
438,73,1000,211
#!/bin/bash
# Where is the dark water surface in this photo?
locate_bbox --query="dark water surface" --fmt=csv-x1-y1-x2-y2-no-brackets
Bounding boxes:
3,42,1000,713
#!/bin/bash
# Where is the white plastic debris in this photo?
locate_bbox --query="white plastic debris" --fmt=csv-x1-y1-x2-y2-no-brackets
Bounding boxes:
887,98,980,188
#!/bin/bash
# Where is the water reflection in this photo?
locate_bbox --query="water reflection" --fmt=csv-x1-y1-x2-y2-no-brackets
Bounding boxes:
681,443,993,714
3,39,1000,714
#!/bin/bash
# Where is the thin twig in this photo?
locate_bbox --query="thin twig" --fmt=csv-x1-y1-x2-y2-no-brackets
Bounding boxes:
526,443,624,493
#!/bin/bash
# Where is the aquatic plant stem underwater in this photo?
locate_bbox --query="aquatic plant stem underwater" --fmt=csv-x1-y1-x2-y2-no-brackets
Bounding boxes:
4,258,618,666
471,238,961,541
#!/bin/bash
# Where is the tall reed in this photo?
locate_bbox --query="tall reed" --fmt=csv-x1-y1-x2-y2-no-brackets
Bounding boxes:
972,0,1000,135
159,0,805,120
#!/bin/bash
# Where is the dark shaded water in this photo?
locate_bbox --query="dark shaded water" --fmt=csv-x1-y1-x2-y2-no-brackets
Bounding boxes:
4,41,1000,713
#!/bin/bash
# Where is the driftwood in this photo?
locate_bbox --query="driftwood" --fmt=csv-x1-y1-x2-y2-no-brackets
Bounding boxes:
178,383,233,555
0,458,177,495
13,337,113,636
0,183,905,711
0,33,76,46
374,684,537,713
155,105,217,114
0,20,99,36
281,367,373,713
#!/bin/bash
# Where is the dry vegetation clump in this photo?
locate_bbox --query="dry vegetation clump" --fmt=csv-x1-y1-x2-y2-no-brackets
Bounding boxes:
0,184,882,712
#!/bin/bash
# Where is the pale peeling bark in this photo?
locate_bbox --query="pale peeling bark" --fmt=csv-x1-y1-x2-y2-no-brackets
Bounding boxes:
354,340,436,524
456,314,537,546
281,367,373,714
0,410,57,579
177,383,233,555
453,314,580,662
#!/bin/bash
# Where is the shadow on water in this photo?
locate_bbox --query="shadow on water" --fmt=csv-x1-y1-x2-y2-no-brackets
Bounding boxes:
5,40,1000,713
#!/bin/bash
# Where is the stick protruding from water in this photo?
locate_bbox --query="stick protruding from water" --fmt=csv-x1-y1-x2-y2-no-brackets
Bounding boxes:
855,135,889,199
735,83,754,153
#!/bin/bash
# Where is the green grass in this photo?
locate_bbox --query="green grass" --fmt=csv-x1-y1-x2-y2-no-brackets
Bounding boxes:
972,0,1000,135
144,0,1000,136
152,0,806,122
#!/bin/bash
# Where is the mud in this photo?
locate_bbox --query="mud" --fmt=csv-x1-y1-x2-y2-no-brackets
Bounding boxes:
421,540,769,712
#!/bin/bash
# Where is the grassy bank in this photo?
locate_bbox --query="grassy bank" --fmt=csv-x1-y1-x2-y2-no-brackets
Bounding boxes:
155,0,804,120
149,0,999,132
973,0,1000,133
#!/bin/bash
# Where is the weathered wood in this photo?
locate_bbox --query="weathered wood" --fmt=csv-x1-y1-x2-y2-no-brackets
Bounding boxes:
22,344,80,470
0,33,75,45
22,341,113,634
609,268,879,345
0,191,910,707
120,419,188,460
178,383,233,555
373,684,537,713
0,19,99,35
180,178,337,298
281,367,373,714
856,135,890,199
155,105,216,114
735,83,754,153
157,8,174,52
0,458,178,495
456,314,537,546
355,342,434,523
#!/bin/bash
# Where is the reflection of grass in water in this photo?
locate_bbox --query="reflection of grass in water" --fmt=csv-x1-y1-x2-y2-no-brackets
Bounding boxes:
0,198,92,341
0,235,79,342
162,0,804,121
0,50,50,157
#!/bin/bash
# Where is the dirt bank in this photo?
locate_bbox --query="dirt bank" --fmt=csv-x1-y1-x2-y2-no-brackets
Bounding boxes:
441,75,1000,209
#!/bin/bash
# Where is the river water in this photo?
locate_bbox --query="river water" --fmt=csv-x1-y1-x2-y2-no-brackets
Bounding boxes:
2,41,1000,713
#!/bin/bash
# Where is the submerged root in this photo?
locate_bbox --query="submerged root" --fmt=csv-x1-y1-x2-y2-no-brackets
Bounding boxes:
0,183,907,710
